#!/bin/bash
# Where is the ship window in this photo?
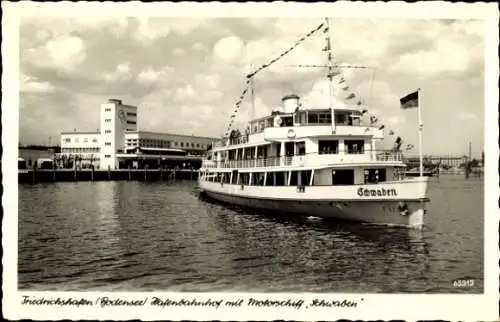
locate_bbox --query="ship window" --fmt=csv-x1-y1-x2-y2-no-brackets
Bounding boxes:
318,113,331,124
319,140,339,154
308,113,319,124
275,171,287,186
364,168,387,183
281,116,293,127
239,173,250,185
332,169,355,185
296,141,306,155
231,170,238,184
290,171,298,186
345,140,365,154
265,172,274,186
335,113,350,125
251,172,265,186
301,170,312,186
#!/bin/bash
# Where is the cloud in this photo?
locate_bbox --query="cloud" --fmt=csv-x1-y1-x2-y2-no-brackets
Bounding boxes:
103,62,133,82
172,48,185,56
456,111,479,121
21,74,55,93
192,42,209,52
135,17,170,42
136,66,175,86
23,35,87,72
21,80,55,93
386,115,405,125
213,36,245,62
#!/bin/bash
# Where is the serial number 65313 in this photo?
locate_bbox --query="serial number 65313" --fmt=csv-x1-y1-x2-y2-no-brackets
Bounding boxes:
452,279,475,288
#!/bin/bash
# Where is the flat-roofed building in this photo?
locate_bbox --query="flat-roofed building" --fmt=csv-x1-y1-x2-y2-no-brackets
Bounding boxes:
58,98,216,169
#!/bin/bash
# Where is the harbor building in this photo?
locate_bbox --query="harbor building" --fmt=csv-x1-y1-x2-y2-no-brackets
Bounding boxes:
57,99,216,169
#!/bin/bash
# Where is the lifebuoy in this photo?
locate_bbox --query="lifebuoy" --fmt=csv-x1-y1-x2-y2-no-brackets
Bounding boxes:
287,129,296,139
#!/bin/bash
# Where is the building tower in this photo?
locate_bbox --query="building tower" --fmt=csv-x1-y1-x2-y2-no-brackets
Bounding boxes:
99,99,138,169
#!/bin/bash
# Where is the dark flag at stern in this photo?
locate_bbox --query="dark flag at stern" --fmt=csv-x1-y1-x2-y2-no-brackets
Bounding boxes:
400,91,419,109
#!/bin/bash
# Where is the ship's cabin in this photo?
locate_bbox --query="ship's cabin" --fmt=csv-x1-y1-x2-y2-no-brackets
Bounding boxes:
202,93,405,187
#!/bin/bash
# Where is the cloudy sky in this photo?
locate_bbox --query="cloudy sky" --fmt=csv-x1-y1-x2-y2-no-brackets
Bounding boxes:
19,11,485,156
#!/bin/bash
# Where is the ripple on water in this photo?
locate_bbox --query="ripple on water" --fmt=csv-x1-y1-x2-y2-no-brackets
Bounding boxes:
18,179,484,293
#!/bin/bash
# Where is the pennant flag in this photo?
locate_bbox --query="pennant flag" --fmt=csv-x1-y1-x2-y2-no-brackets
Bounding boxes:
357,101,362,106
405,144,415,151
361,109,368,114
327,71,339,78
400,90,419,109
324,26,329,33
394,136,403,150
342,86,349,91
364,128,370,133
339,78,345,84
389,130,395,135
370,116,378,124
345,93,355,100
379,125,385,130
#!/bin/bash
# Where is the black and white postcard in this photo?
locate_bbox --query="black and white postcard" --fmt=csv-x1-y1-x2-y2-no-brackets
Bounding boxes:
2,1,499,321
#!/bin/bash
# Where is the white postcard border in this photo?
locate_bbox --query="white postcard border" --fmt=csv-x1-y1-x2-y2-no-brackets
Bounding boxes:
2,1,499,321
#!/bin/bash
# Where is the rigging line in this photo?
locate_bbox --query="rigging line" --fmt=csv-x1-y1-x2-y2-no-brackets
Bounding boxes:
369,67,377,108
246,21,325,79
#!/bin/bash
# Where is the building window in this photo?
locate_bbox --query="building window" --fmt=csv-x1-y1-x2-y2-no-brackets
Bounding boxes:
105,108,112,112
105,130,111,134
64,138,71,143
84,138,88,143
196,143,200,148
105,119,111,122
127,121,136,124
105,155,111,158
174,142,178,146
105,142,111,146
127,112,137,116
92,138,98,142
180,142,184,147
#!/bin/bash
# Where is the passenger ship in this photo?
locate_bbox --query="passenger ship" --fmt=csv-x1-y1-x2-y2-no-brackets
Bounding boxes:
198,20,429,229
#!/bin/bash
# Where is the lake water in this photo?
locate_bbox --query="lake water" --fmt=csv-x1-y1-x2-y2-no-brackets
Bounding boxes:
18,175,483,293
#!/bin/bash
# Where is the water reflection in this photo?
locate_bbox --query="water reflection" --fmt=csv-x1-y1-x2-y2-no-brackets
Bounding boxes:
200,196,431,292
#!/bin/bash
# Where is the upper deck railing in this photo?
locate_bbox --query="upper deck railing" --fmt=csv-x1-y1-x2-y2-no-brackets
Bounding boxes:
215,108,373,148
201,150,404,169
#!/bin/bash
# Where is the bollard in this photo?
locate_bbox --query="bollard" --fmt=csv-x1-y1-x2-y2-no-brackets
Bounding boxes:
160,167,163,181
128,167,131,181
91,166,94,182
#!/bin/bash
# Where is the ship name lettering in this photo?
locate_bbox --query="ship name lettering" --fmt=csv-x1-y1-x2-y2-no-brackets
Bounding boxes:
357,187,397,197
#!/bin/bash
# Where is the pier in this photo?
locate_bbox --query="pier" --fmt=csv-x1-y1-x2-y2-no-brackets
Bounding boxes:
18,168,199,184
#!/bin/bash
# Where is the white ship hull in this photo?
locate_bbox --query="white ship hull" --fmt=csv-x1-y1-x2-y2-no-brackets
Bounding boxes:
198,177,429,229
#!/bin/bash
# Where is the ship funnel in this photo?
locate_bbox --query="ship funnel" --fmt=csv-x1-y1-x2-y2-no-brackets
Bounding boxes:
281,94,300,114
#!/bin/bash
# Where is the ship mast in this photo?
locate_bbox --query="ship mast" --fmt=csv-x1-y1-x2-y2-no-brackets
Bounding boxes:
249,64,256,120
324,17,336,134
